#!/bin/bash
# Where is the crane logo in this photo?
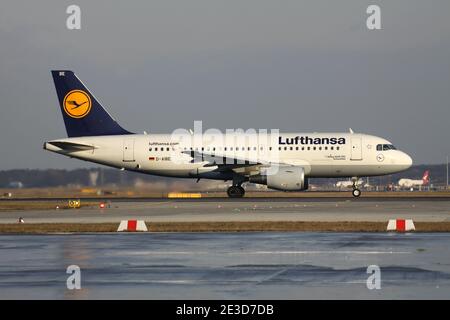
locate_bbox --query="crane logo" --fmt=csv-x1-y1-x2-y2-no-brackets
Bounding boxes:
63,90,92,118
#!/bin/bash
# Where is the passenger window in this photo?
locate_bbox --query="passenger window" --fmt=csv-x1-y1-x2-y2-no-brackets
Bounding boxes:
336,147,340,151
307,147,310,150
296,147,299,151
302,147,305,151
313,147,316,151
324,146,328,150
290,147,293,151
167,147,170,151
284,147,287,150
319,147,322,150
330,147,333,150
149,148,152,151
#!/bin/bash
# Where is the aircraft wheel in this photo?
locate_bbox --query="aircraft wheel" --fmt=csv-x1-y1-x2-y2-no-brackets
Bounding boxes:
352,188,361,197
227,186,245,198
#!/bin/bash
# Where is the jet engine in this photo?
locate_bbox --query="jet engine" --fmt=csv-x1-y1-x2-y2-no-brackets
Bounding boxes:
249,165,308,191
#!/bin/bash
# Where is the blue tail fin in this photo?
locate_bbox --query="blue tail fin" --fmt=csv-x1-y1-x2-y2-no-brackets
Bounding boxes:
51,70,132,137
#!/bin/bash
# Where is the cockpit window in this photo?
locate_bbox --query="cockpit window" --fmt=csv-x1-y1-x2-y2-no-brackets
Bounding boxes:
377,144,397,151
384,144,396,150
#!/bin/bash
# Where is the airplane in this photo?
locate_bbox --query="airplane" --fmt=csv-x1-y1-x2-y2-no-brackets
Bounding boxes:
398,170,429,189
335,179,364,189
44,70,413,198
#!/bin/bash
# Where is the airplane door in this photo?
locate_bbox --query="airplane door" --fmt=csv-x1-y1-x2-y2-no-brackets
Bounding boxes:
350,136,362,160
123,139,135,162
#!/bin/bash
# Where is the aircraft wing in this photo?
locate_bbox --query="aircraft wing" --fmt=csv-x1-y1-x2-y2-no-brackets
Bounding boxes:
182,150,269,173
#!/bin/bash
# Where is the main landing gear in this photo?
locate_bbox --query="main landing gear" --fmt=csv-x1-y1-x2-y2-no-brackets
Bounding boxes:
351,177,361,198
227,175,246,198
227,185,245,198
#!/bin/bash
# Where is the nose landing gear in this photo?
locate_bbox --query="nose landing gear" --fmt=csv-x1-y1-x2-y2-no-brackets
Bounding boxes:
351,177,361,197
352,188,361,197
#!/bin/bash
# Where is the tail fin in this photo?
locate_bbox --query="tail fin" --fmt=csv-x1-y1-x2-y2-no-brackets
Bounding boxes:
422,170,430,184
51,70,132,137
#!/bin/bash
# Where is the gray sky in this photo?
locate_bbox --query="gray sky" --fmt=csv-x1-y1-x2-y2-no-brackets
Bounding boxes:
0,0,449,169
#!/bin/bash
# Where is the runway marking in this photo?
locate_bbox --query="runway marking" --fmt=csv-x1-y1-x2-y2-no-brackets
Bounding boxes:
90,279,199,284
115,251,211,255
114,250,411,255
255,268,289,284
238,251,412,255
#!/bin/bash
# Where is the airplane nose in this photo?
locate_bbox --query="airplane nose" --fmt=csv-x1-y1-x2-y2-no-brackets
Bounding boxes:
401,152,413,169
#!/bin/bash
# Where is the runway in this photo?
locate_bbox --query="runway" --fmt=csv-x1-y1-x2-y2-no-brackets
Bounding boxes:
1,232,449,299
0,198,449,223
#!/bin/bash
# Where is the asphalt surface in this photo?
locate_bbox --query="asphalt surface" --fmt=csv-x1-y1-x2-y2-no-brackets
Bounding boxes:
0,199,449,223
2,196,450,202
0,232,449,299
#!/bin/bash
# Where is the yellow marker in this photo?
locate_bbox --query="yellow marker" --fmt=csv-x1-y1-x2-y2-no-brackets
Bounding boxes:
68,199,81,208
168,193,202,198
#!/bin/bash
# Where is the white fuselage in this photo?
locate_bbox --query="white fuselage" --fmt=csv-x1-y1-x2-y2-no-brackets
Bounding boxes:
44,132,413,181
398,179,425,188
335,180,364,188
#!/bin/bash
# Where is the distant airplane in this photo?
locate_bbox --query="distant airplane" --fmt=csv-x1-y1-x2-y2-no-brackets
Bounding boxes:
44,70,413,198
398,170,429,189
335,179,364,189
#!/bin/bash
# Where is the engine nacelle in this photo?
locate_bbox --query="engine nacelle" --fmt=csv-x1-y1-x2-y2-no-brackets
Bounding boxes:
249,165,308,191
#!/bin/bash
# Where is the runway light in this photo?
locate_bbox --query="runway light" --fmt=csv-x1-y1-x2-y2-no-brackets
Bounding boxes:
99,203,105,209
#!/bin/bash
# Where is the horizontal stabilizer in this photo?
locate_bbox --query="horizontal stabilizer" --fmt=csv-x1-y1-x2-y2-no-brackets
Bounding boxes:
44,141,95,151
